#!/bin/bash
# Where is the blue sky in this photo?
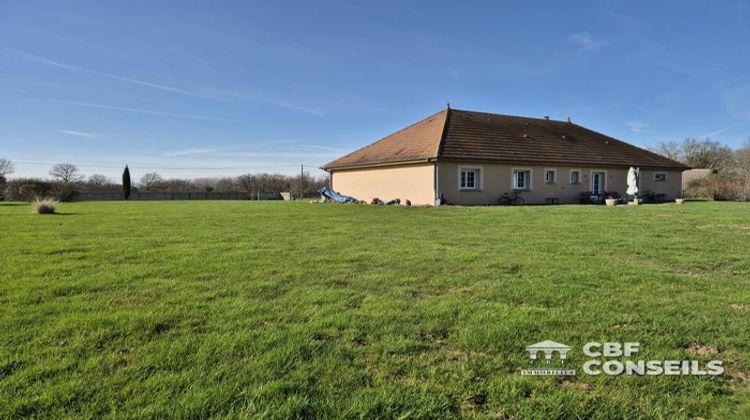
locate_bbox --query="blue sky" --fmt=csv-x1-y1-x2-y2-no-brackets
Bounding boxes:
2,0,750,179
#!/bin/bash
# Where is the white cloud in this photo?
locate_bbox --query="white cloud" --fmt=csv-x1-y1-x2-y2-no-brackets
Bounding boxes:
9,48,243,104
162,143,344,159
55,100,239,122
627,120,648,133
569,32,608,51
59,130,98,139
163,147,240,157
700,123,743,139
270,100,325,117
296,144,348,153
10,48,328,117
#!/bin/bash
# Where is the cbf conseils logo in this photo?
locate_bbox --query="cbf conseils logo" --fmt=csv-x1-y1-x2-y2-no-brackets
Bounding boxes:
521,340,576,376
520,340,724,377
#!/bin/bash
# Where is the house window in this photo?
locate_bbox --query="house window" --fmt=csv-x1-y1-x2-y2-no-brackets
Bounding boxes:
544,169,556,184
570,170,580,185
512,169,532,190
459,167,481,190
654,172,667,182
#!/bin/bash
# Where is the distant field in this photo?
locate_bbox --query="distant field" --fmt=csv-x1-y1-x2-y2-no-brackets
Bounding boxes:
1,201,749,418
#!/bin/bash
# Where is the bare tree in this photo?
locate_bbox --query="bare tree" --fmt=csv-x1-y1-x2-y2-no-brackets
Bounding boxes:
235,172,326,198
653,138,736,171
87,174,110,187
49,163,83,184
682,138,735,171
160,178,191,192
140,172,164,192
737,139,750,179
0,158,15,178
651,141,682,162
215,177,236,192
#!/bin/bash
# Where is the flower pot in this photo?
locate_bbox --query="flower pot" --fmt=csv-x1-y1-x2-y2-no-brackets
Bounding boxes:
605,198,617,207
628,198,640,206
675,198,685,205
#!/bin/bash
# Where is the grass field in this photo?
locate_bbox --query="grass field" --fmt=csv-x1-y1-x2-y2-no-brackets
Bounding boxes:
1,200,749,418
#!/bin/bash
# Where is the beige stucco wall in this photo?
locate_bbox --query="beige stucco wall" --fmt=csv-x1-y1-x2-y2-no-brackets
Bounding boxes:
638,169,684,200
437,162,684,205
331,163,436,205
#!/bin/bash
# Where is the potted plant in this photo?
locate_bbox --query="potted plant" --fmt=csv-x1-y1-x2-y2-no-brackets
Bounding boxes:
605,195,618,207
629,196,641,205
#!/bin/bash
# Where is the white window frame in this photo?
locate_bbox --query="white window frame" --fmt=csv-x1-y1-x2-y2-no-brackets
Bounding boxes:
590,170,608,194
544,168,557,184
511,167,533,191
570,169,581,185
654,172,668,182
458,166,483,191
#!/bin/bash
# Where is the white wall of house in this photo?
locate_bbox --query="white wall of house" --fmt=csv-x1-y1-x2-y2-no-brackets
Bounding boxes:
638,169,684,199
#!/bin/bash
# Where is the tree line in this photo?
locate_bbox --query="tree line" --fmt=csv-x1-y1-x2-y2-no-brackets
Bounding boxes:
652,138,750,200
0,160,328,201
3,136,750,202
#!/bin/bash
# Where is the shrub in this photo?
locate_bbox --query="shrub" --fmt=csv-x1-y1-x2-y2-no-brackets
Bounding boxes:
687,173,750,201
740,182,750,202
52,183,79,202
706,177,742,201
31,197,58,214
5,179,54,202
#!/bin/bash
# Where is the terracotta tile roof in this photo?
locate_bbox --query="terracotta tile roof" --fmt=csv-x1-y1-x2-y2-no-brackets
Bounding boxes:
322,109,447,169
322,108,689,170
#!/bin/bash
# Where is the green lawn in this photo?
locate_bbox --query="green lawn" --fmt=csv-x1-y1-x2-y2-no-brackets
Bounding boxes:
1,201,749,418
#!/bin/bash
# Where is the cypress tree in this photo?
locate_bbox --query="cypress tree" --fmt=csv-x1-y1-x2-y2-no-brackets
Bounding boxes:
122,165,131,200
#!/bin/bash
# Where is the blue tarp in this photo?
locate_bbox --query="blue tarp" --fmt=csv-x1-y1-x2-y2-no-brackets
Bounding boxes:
318,187,358,203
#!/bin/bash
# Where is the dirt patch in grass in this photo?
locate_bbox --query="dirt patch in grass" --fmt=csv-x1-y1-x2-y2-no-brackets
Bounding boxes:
687,344,721,355
730,371,749,382
730,304,750,314
446,286,474,297
697,224,750,235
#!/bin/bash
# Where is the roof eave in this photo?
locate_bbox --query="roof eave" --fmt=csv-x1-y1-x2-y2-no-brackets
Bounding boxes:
437,156,691,170
323,157,436,171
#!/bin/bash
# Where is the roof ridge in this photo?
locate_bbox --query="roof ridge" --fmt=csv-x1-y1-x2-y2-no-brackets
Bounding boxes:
450,108,570,124
435,107,452,157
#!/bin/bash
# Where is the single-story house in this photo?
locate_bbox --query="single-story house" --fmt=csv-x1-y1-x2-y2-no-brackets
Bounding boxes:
322,108,690,205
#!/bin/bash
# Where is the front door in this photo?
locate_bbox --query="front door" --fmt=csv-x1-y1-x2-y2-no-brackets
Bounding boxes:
591,171,606,194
